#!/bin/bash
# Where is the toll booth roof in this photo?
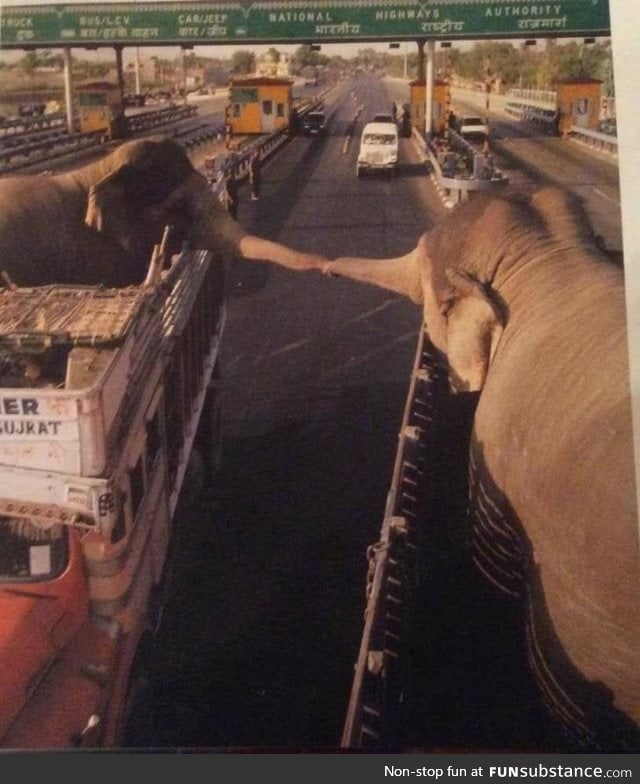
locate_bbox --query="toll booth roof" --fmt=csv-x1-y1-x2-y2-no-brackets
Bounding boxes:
76,81,119,91
554,78,603,84
230,76,293,86
408,78,448,86
0,285,150,350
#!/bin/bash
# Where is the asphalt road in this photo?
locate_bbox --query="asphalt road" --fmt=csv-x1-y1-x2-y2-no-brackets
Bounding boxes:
122,73,622,751
452,86,622,251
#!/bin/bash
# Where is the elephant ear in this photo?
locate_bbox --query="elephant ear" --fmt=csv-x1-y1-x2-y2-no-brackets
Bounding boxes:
442,268,504,393
85,167,136,251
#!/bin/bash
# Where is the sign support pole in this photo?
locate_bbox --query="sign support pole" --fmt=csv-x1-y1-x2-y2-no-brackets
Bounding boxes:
425,39,435,140
63,47,74,134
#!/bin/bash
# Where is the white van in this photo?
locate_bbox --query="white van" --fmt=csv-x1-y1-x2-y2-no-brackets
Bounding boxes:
356,121,399,177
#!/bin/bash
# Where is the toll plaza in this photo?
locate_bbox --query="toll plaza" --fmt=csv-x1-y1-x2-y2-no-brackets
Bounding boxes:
0,1,610,142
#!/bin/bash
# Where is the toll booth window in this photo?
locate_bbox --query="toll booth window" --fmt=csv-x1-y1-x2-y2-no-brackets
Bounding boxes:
0,517,68,582
276,103,285,118
79,93,108,107
262,100,273,116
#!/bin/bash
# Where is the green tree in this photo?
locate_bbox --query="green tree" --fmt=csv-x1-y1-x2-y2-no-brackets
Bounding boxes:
19,51,39,76
293,44,329,69
448,38,612,93
231,50,256,75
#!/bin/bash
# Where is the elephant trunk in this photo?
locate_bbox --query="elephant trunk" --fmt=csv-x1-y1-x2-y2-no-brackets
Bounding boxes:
162,172,326,272
323,245,424,304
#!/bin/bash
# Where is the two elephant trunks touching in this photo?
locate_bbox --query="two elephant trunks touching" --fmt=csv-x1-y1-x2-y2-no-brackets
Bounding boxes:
0,137,637,751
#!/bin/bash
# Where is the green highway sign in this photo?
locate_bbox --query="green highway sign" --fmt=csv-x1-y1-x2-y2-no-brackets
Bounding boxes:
0,1,611,48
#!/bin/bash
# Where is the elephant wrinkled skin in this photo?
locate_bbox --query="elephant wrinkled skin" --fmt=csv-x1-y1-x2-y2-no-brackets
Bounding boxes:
0,136,324,288
321,188,639,751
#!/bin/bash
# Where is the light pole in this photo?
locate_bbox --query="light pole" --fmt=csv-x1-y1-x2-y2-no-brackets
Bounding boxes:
484,54,492,124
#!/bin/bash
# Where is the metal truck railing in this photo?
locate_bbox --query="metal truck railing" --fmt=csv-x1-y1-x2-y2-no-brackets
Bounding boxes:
341,329,449,749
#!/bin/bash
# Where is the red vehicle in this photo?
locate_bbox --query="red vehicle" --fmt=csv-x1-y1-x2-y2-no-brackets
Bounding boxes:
0,248,225,748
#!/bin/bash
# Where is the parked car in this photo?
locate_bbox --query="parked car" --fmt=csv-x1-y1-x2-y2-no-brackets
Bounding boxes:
124,93,146,108
455,115,489,144
18,101,46,118
356,121,399,177
301,111,327,135
597,118,617,137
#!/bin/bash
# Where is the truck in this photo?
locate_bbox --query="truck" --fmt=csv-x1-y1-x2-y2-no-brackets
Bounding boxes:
0,242,226,748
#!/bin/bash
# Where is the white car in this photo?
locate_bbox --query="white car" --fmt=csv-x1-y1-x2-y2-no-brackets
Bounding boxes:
371,112,395,125
456,115,489,143
356,121,399,177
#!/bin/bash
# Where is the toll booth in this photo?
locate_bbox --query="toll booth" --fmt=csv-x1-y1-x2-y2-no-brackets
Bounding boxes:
554,78,602,135
75,81,126,139
227,77,293,135
408,79,448,135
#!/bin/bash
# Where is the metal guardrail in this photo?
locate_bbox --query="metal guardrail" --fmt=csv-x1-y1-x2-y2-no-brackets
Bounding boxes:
0,129,105,171
0,105,202,173
341,330,449,749
568,124,618,156
505,101,556,131
504,101,617,157
506,88,557,105
0,112,66,137
204,97,326,204
0,125,69,153
423,129,508,206
127,104,197,135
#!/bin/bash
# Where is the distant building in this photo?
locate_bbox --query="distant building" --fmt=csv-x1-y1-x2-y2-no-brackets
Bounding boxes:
256,51,292,79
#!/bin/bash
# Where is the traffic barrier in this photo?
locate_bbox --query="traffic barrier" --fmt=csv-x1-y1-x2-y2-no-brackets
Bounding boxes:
505,101,556,132
0,112,66,137
0,129,104,170
567,124,618,158
415,128,508,209
127,104,198,134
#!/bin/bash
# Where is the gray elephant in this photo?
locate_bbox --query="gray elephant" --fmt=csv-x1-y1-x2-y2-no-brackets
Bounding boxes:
318,188,639,752
0,135,324,288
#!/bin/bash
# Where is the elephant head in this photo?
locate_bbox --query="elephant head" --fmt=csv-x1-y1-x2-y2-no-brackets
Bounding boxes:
321,189,640,751
0,135,325,288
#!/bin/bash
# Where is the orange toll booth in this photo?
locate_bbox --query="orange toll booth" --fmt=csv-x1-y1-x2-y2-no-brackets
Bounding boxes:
408,79,448,135
554,78,602,135
75,81,126,138
227,77,293,135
